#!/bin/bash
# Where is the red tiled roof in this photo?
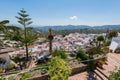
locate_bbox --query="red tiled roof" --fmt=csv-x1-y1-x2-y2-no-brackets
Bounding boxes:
0,48,15,54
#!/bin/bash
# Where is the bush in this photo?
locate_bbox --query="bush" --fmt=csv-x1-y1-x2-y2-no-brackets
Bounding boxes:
108,69,120,80
86,47,104,55
102,47,109,54
48,57,71,80
6,64,15,71
0,75,3,80
76,49,89,61
105,40,111,46
52,50,67,60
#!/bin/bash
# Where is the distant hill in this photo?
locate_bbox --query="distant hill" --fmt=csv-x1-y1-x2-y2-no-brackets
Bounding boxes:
35,25,91,31
34,25,120,31
93,25,120,29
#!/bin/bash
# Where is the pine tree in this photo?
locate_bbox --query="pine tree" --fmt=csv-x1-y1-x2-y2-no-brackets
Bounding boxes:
15,8,32,60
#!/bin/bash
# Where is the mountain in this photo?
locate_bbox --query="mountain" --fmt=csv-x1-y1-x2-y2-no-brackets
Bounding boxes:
93,25,120,29
35,25,91,31
34,25,120,31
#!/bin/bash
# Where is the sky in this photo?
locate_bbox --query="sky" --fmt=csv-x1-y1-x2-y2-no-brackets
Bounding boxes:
0,0,120,26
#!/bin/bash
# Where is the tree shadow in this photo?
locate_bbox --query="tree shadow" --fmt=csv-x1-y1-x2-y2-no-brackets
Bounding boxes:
87,71,97,80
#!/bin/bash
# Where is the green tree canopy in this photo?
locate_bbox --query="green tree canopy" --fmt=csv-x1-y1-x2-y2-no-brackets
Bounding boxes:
15,8,33,59
0,20,10,48
86,47,104,56
0,20,9,25
97,35,104,46
0,20,9,33
97,35,104,42
4,26,22,41
76,49,89,61
108,31,118,39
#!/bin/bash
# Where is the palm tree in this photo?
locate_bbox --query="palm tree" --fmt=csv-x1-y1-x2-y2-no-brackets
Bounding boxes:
0,20,10,48
4,26,22,40
0,20,9,33
0,20,9,26
97,35,104,46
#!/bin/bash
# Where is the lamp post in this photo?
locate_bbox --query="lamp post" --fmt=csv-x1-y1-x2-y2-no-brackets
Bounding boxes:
48,28,54,54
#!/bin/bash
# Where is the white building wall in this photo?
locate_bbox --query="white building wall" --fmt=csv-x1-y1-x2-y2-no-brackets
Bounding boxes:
0,53,10,69
109,41,118,52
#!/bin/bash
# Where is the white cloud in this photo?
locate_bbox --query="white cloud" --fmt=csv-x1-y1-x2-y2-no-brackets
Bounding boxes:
69,16,78,20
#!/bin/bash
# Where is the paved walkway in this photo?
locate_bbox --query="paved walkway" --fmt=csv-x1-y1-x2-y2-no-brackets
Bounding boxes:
98,53,120,77
69,72,88,80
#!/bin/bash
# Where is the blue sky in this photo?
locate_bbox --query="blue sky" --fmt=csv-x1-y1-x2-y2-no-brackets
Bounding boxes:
0,0,120,26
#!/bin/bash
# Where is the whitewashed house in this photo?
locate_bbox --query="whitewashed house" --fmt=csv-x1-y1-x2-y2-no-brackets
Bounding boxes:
109,37,120,52
0,48,15,69
0,34,4,39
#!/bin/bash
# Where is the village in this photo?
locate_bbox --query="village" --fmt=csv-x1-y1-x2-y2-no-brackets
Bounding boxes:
0,32,99,69
0,28,120,80
0,0,120,79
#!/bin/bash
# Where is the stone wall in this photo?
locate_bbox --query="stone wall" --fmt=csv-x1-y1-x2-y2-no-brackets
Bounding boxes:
27,65,87,80
27,74,49,80
71,65,87,75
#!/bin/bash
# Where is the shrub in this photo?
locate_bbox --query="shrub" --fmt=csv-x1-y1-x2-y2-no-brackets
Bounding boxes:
108,69,120,80
76,49,89,61
86,47,104,55
48,57,71,80
52,50,67,60
6,64,15,71
102,46,109,54
105,40,111,46
0,75,3,80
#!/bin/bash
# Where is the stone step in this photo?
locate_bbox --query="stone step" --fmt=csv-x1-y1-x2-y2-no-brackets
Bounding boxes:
94,69,108,80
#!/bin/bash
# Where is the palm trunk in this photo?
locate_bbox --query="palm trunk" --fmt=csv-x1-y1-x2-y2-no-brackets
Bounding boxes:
49,40,52,53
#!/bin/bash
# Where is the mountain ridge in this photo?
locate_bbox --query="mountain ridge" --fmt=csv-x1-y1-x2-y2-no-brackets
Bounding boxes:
34,25,120,31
